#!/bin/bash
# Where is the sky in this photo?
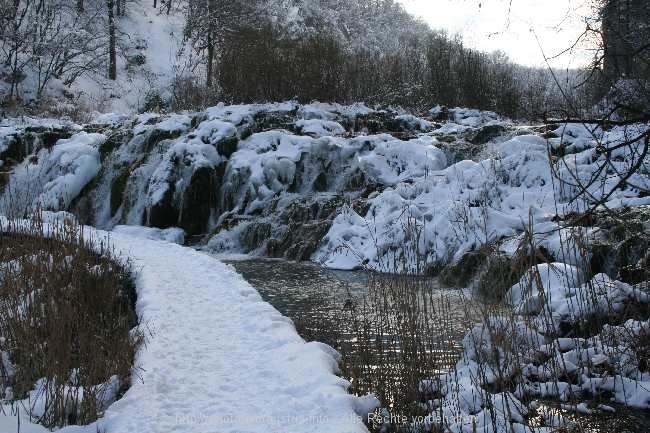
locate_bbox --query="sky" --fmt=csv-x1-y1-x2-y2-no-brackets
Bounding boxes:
397,0,596,68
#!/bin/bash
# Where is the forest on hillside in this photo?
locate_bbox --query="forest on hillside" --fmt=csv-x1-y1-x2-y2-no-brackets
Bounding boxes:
1,0,648,119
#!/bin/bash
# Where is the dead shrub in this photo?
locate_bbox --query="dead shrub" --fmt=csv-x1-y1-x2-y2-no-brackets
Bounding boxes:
0,217,140,428
169,76,219,112
340,272,471,431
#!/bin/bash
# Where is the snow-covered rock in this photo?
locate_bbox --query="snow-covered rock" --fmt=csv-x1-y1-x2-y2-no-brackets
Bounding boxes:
1,132,105,214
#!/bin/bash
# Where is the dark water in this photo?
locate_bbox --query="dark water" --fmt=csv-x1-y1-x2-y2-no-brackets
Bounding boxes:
226,258,368,317
227,258,650,433
226,258,469,351
226,258,373,348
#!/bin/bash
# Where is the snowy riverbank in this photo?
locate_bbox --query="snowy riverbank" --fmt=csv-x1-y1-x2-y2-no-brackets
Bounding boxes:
0,221,377,433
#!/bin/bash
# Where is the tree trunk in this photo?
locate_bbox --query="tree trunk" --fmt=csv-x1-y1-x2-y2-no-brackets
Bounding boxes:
206,37,214,87
108,0,117,80
9,50,19,101
153,0,157,8
205,0,216,87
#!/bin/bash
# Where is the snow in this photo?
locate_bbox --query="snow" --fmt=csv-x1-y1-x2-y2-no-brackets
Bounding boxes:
296,119,346,137
0,116,80,132
70,1,191,113
205,101,297,125
506,262,583,315
0,127,16,156
1,132,105,212
315,137,540,271
3,101,645,279
92,113,132,127
450,107,502,127
0,417,50,433
297,102,375,120
132,113,192,136
0,0,193,113
112,225,185,244
1,103,648,278
536,274,649,328
423,314,650,431
314,120,650,273
395,114,432,131
146,125,223,207
267,0,430,56
3,0,432,113
0,220,377,433
1,101,650,432
358,136,447,184
418,258,650,431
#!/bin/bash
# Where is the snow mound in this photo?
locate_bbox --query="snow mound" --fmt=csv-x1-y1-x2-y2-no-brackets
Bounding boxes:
296,119,346,137
112,225,185,244
1,132,104,212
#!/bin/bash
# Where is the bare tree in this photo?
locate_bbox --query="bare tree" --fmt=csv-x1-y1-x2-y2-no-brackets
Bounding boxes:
183,0,262,88
1,0,108,102
539,0,650,215
107,0,116,80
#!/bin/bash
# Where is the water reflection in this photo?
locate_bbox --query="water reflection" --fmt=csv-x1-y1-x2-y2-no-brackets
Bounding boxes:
226,258,369,347
226,258,469,352
227,258,650,433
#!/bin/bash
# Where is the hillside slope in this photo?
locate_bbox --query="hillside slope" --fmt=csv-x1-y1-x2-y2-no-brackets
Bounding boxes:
2,0,432,114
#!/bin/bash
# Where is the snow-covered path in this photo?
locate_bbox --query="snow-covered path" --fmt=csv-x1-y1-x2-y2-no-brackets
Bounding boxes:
1,227,373,433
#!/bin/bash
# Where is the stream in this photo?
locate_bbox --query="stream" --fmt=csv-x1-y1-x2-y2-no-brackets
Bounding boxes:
226,257,470,351
227,258,650,433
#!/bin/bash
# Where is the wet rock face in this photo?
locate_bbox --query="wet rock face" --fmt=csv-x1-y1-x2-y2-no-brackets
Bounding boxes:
267,219,333,261
23,126,73,149
143,128,182,153
0,136,22,187
146,166,219,236
429,106,451,121
247,111,298,136
111,168,131,217
1,127,74,166
242,223,272,251
2,105,442,261
148,183,178,229
339,112,427,138
214,194,350,260
100,130,132,159
216,136,238,159
585,207,650,284
439,244,555,302
180,166,218,236
208,184,374,261
265,195,369,261
312,171,328,192
1,126,77,190
436,139,483,163
468,124,508,145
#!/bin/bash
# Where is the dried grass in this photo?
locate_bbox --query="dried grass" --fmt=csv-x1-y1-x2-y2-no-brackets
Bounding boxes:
0,216,141,428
